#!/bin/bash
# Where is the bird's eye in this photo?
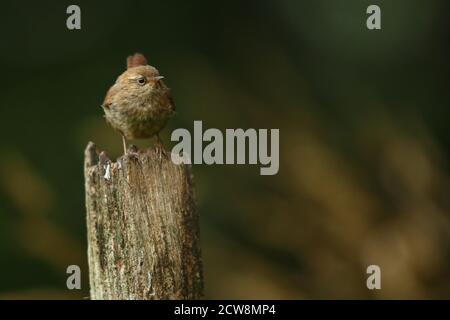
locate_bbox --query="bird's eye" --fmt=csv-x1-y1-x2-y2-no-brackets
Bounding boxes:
137,77,146,85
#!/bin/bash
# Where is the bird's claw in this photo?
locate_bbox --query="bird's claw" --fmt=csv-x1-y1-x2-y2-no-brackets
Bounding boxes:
154,137,168,162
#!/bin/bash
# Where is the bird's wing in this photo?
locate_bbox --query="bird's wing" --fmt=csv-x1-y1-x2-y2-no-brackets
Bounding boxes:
167,90,175,112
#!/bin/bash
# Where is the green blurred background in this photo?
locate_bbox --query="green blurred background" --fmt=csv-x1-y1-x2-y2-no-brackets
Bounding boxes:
0,0,449,299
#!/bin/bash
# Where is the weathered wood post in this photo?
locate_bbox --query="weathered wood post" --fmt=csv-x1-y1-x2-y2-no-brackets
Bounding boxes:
84,142,203,300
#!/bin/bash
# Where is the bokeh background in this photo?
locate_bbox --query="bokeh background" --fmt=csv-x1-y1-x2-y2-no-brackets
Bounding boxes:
0,0,449,299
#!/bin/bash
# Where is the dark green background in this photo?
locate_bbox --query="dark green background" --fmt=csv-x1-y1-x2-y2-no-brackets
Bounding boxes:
0,0,449,299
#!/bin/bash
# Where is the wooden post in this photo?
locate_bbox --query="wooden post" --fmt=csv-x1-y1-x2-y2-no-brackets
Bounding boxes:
84,142,203,300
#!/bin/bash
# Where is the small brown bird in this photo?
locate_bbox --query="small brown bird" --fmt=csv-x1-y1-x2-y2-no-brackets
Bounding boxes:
102,53,175,154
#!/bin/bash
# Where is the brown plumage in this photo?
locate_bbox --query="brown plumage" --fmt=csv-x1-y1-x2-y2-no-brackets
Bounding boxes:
102,53,175,154
126,53,148,69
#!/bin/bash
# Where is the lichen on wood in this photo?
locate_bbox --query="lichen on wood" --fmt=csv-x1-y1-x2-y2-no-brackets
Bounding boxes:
84,142,203,300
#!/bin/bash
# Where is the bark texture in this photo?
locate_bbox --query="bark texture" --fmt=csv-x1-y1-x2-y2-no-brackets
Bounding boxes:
84,142,203,300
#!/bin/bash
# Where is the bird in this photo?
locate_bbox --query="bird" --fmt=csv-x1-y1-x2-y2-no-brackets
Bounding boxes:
102,53,175,156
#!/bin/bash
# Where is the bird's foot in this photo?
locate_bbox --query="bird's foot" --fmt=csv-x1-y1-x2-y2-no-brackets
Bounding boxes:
154,137,168,162
127,144,139,154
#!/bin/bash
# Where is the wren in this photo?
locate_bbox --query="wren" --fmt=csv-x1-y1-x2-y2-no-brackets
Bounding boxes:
102,53,175,155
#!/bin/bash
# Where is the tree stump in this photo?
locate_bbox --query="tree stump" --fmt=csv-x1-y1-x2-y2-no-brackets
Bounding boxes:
84,142,203,300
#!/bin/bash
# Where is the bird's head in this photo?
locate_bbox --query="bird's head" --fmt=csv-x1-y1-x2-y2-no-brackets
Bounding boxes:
116,53,165,94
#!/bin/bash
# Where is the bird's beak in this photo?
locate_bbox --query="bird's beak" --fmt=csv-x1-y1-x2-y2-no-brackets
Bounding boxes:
155,76,164,81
